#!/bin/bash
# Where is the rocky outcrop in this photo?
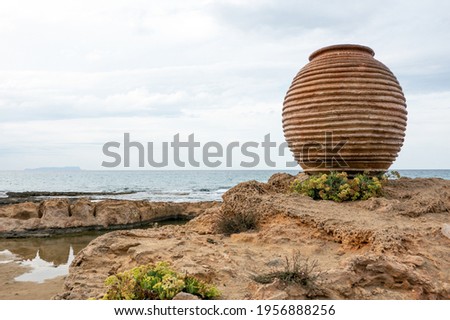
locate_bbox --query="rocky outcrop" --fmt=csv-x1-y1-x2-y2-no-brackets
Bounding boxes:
95,201,141,227
40,199,70,228
57,174,450,300
0,202,40,220
0,199,219,237
70,199,97,226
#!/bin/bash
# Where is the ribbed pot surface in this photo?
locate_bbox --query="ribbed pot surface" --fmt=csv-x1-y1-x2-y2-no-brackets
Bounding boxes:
282,44,407,173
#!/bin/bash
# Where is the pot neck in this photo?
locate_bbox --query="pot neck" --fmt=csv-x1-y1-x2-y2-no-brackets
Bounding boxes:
309,44,375,61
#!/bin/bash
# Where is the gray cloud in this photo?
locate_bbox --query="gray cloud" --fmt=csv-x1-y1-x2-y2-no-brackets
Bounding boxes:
209,0,370,35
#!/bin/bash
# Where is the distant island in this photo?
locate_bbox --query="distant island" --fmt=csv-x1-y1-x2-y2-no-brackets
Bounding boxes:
24,166,82,172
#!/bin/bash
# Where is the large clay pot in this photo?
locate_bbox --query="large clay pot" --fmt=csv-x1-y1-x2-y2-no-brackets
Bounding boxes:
282,44,407,174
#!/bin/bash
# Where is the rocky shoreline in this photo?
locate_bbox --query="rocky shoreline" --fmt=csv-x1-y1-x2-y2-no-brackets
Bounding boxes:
0,198,219,238
56,173,450,300
0,191,137,205
2,173,449,300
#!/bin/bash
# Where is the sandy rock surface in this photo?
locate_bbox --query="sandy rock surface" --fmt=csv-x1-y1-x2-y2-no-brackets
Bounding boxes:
56,174,450,300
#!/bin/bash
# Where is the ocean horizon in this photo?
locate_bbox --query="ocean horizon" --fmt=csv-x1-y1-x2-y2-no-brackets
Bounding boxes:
1,169,449,202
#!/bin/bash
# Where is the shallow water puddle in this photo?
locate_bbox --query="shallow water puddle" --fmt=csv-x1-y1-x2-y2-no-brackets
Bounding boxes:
0,232,103,283
14,247,74,283
0,220,184,284
0,250,16,264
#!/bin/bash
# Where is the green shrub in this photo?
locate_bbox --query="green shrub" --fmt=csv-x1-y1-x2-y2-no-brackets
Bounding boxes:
102,261,220,300
291,172,383,202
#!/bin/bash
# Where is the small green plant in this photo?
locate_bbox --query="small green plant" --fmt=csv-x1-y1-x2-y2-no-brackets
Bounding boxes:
102,261,220,300
216,210,259,235
291,172,384,202
253,251,323,295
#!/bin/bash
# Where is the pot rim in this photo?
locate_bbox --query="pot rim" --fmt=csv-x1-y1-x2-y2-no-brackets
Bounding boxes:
309,44,375,61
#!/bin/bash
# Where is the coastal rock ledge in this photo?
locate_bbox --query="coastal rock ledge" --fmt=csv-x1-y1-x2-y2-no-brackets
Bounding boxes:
56,173,450,300
0,199,219,237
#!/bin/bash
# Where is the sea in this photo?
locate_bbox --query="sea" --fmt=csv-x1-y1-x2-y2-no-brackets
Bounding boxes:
0,169,449,202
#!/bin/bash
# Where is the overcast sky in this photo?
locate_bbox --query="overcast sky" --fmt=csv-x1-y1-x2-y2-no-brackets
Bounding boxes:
1,0,449,170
